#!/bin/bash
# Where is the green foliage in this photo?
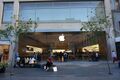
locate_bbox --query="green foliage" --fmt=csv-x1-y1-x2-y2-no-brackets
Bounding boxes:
0,19,33,41
14,19,33,36
80,15,111,43
0,18,35,67
0,62,8,68
80,16,111,32
0,30,7,39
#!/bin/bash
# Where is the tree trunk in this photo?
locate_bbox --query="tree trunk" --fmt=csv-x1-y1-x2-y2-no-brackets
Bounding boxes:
8,37,18,67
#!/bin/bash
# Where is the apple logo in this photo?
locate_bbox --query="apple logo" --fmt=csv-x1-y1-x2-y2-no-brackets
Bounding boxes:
59,34,65,41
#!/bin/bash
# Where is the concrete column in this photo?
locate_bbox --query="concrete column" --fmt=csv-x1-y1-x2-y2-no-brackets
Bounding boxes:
13,0,19,21
104,0,116,59
0,0,3,28
8,0,20,66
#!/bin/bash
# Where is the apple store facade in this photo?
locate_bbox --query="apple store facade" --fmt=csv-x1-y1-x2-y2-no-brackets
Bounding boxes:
0,0,116,62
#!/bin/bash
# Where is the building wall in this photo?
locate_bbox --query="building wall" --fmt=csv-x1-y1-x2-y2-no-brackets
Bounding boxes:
111,0,120,38
1,0,105,31
0,0,3,28
113,12,120,37
0,0,116,61
110,0,120,57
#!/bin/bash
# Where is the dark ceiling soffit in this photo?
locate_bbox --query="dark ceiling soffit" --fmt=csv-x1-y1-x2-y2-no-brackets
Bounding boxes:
26,35,48,47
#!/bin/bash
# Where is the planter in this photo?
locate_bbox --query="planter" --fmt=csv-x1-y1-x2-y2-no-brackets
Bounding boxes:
0,66,6,73
0,63,7,73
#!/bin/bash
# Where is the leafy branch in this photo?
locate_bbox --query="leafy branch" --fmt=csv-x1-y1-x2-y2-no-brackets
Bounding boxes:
0,19,34,42
80,16,111,32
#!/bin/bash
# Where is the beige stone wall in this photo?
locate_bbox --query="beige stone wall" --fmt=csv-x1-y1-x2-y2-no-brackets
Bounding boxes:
0,0,3,28
104,0,116,59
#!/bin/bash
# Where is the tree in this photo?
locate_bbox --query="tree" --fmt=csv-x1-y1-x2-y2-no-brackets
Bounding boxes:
80,15,111,35
0,18,35,66
80,15,112,46
80,13,114,74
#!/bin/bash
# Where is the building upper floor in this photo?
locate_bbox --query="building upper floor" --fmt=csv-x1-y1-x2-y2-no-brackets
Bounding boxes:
0,0,105,23
110,0,120,11
110,0,120,38
0,0,113,33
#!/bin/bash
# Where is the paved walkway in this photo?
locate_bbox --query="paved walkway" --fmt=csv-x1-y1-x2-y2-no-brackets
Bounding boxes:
0,61,120,80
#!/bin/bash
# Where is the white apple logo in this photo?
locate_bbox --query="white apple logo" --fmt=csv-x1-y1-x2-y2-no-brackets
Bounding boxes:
59,34,65,41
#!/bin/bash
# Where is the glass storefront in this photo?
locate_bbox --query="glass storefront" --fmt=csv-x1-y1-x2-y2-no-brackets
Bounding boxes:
20,1,105,22
19,32,107,61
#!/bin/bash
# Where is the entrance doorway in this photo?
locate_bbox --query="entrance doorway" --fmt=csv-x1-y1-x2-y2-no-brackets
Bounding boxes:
18,32,107,61
0,44,9,63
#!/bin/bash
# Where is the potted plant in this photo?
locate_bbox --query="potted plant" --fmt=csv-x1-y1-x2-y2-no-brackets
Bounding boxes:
0,63,7,73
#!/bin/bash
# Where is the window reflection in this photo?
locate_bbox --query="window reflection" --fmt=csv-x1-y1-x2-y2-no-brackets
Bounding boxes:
20,1,105,22
115,0,120,10
3,3,13,23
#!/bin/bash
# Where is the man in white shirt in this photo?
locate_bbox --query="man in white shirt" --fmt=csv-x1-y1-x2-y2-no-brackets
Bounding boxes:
95,52,99,61
112,51,117,63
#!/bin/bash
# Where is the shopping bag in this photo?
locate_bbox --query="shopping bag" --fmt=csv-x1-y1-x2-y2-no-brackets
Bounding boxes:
53,66,57,72
44,66,46,70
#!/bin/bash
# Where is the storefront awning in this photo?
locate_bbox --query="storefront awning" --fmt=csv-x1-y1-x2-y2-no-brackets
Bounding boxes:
115,37,120,42
0,40,10,45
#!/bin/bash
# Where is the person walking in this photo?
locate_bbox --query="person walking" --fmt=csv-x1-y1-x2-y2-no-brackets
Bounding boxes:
95,52,99,61
0,51,3,62
118,59,120,68
112,51,117,63
63,51,68,62
45,58,53,71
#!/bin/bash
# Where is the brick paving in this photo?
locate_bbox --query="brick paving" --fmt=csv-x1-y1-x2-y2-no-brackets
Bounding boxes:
0,61,120,80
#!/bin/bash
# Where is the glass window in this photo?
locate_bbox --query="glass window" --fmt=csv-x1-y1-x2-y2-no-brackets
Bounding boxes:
110,0,115,10
20,1,105,22
115,0,120,10
70,8,88,21
3,3,13,23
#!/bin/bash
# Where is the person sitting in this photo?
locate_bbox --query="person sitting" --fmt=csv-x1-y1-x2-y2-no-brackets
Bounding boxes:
16,56,20,67
29,57,36,67
45,58,53,71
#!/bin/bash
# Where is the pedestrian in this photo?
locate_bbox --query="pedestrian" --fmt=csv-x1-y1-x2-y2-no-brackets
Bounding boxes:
0,51,3,62
29,57,36,67
16,56,20,67
118,59,120,68
95,52,99,61
45,58,53,71
37,53,41,62
112,51,117,63
63,51,68,62
59,52,63,62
